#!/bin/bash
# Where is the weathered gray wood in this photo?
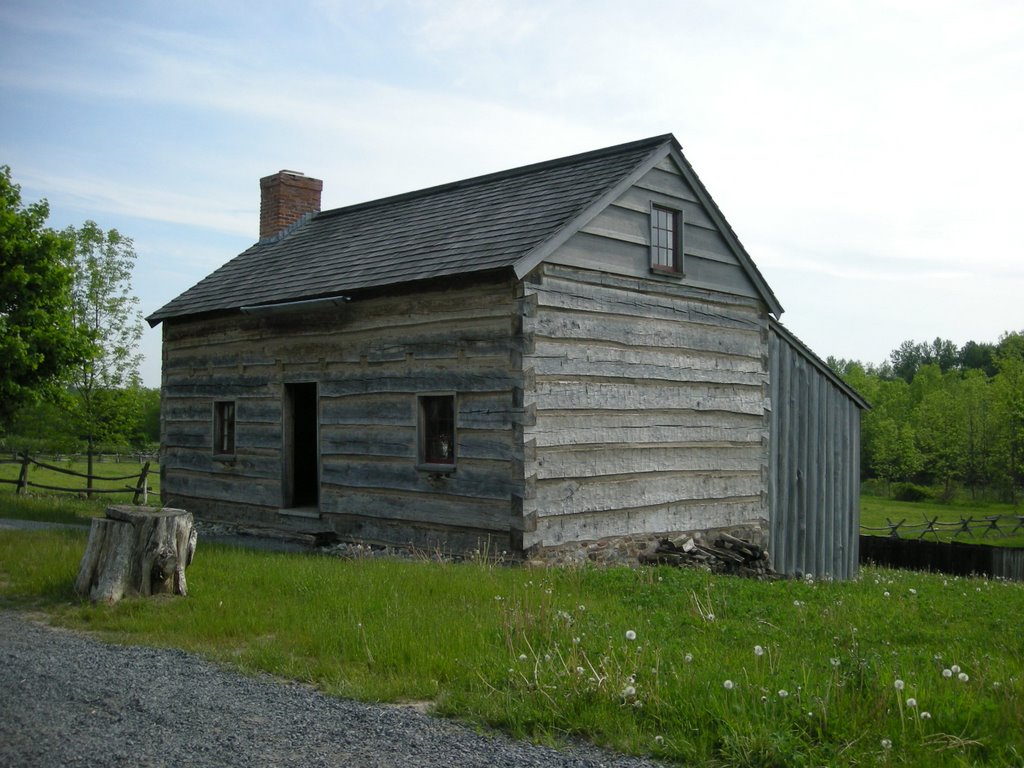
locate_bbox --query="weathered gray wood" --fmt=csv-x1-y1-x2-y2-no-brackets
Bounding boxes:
768,323,864,579
528,307,763,359
161,278,523,538
534,444,766,480
318,489,509,532
534,497,766,547
535,472,764,518
529,410,765,448
531,274,763,330
75,506,196,603
529,344,765,385
531,379,766,416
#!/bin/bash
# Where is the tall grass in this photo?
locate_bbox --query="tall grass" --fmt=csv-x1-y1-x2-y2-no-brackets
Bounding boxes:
1,529,1021,766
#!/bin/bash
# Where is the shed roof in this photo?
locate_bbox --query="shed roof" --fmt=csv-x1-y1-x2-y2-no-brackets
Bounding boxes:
148,134,782,325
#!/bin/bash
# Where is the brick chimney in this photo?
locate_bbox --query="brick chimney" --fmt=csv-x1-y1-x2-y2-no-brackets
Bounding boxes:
259,170,323,240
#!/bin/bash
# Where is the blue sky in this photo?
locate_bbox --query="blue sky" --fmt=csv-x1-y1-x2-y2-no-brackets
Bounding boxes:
2,0,1022,387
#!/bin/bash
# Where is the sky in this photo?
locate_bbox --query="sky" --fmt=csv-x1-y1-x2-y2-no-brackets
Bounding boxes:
2,0,1022,388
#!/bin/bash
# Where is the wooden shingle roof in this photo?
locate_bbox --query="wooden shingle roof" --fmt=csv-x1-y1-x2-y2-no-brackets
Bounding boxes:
148,134,781,324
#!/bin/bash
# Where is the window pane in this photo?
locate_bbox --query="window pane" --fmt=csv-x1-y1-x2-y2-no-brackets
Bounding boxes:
420,395,455,464
651,205,679,272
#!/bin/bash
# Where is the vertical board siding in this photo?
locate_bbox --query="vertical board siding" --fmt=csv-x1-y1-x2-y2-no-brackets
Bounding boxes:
768,325,863,579
521,263,770,548
161,279,523,546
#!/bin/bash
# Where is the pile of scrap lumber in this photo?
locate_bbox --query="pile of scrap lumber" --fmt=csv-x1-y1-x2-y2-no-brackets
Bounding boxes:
639,532,777,579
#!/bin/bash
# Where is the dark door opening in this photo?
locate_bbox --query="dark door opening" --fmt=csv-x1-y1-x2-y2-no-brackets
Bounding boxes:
284,382,319,510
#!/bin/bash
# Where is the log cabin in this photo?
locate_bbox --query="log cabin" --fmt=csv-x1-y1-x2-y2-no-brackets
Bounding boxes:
148,134,868,577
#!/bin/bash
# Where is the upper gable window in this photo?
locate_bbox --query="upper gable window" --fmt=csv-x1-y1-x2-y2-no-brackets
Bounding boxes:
650,204,683,274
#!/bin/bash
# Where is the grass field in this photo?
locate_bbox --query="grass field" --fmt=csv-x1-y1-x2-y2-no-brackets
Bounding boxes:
861,496,1024,548
1,513,1022,766
0,455,158,510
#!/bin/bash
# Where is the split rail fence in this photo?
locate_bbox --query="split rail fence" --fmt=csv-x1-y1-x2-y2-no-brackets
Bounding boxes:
0,452,152,504
861,513,1024,540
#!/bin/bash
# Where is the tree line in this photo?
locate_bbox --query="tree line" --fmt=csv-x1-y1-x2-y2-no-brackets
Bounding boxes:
1,164,151,460
829,334,1024,501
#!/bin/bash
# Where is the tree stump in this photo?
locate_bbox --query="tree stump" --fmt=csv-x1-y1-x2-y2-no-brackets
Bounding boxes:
75,506,197,603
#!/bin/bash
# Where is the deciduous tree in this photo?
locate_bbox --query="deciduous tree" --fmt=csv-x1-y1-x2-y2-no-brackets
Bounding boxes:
63,221,144,491
0,165,85,428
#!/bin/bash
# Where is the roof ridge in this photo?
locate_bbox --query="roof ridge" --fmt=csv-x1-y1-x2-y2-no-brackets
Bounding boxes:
314,133,677,222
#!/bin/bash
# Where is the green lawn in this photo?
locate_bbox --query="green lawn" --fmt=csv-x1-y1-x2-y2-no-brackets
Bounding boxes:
1,521,1022,767
860,495,1024,548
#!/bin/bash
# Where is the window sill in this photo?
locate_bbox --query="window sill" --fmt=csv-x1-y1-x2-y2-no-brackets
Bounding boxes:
415,463,456,476
649,267,685,280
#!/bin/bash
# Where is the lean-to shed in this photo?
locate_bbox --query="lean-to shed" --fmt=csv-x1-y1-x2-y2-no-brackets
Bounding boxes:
148,134,867,575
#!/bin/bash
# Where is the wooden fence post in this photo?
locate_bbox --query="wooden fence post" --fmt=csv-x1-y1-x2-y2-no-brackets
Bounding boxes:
16,452,30,495
133,462,151,505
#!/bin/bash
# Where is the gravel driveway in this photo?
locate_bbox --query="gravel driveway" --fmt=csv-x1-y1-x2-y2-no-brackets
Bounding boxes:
0,611,662,768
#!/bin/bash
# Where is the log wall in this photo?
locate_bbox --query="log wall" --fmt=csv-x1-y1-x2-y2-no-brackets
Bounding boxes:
520,263,771,548
160,278,524,551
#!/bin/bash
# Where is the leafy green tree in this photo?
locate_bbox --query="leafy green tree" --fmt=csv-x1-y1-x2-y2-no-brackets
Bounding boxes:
992,334,1024,501
959,371,996,497
914,377,964,497
959,340,997,376
62,221,144,491
0,165,85,429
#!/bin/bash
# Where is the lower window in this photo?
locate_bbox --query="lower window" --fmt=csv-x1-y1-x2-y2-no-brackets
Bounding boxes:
418,394,455,466
213,401,236,455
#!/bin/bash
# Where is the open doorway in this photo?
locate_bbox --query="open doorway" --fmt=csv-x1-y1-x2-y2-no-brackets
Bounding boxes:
283,382,319,512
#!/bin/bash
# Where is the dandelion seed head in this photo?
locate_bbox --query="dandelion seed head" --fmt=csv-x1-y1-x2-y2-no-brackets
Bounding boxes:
958,672,969,682
576,666,585,674
654,735,664,745
830,657,841,667
951,664,961,674
684,653,693,663
754,645,765,656
625,630,637,641
942,668,953,678
518,653,528,662
909,588,917,595
894,679,905,691
778,689,789,698
921,711,931,720
881,738,892,750
883,591,891,598
906,697,917,708
723,679,734,690
706,613,715,622
622,685,636,698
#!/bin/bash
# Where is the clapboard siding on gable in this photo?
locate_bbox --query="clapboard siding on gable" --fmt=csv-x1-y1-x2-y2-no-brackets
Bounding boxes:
552,160,759,302
160,278,524,545
519,263,770,547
